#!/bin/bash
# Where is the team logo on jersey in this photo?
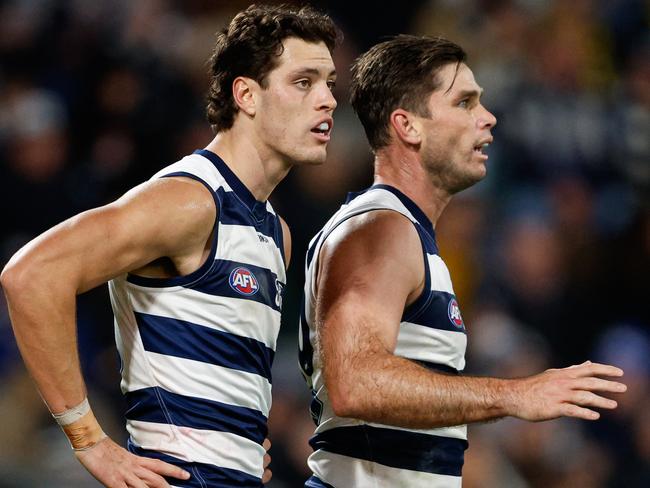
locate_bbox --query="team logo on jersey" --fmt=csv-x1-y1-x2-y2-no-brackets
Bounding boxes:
229,267,259,296
448,297,465,329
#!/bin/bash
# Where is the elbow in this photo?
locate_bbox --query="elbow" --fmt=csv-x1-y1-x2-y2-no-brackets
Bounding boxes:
327,376,364,419
1,253,36,298
1,260,23,297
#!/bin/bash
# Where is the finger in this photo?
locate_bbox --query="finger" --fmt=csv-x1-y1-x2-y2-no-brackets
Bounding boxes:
561,403,600,420
263,438,271,451
262,468,272,484
140,457,190,481
134,467,169,488
570,390,618,410
125,473,149,488
573,377,627,393
577,362,624,378
264,453,271,469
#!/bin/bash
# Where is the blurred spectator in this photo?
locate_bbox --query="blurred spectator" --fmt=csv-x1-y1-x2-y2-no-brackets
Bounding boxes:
0,0,647,486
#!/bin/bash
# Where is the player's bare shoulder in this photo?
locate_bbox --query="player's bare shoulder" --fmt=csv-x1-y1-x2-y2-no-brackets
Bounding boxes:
116,176,217,252
318,209,424,299
322,209,421,266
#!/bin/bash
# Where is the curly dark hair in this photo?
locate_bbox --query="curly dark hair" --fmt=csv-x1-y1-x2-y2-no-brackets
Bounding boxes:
206,4,341,133
350,35,467,151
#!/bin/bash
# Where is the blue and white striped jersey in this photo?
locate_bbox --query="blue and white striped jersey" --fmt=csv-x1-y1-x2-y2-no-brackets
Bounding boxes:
109,149,286,487
300,184,468,488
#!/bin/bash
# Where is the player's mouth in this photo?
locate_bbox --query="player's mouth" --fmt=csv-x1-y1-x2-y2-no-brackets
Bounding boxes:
473,138,492,160
311,118,333,142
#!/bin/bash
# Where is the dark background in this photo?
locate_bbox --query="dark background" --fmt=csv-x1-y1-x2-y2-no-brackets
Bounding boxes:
0,0,648,486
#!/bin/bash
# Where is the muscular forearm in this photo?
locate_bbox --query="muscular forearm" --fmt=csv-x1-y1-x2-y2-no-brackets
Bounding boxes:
326,351,512,429
2,263,87,413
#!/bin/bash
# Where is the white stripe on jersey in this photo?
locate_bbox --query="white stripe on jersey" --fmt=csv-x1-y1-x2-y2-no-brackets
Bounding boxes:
395,322,467,371
428,254,455,294
128,284,280,350
151,154,229,192
308,451,463,488
127,419,265,477
143,352,271,415
217,223,285,276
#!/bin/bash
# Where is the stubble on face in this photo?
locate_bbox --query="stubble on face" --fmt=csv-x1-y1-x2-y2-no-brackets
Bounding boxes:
420,63,491,195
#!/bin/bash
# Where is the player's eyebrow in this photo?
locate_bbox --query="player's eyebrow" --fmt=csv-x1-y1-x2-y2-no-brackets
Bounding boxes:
454,88,483,100
289,67,337,78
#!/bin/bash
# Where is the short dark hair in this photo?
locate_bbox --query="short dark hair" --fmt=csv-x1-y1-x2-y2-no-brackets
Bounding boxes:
206,4,341,133
350,35,467,150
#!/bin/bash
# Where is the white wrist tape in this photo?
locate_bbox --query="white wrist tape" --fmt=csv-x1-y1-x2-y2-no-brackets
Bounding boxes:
52,397,90,426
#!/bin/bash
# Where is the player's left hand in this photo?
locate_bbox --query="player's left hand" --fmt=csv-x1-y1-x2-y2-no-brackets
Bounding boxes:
263,437,272,484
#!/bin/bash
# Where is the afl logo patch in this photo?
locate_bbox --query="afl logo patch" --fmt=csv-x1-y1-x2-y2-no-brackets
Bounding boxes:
448,298,464,329
229,267,259,296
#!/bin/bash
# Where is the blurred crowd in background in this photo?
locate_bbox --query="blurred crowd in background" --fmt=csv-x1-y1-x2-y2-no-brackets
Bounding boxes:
0,0,648,486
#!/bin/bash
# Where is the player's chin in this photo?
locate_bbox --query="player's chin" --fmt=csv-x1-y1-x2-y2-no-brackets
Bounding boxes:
294,148,328,166
450,167,486,194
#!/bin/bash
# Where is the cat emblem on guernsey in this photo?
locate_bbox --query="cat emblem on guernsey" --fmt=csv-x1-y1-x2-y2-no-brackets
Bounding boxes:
229,267,259,296
448,298,465,329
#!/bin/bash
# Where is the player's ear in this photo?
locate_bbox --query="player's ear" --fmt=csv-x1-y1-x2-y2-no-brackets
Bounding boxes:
232,77,257,117
390,109,422,146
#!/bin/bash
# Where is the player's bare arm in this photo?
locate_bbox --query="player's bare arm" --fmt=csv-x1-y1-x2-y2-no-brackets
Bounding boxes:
316,210,627,430
0,176,218,487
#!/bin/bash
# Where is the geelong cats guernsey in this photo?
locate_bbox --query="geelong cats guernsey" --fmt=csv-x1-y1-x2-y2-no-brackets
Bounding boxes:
299,184,468,488
109,149,286,487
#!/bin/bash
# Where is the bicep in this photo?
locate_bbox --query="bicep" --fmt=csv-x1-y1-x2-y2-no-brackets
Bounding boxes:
316,211,424,363
9,178,215,293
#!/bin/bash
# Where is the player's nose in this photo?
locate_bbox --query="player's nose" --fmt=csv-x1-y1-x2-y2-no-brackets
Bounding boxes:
317,84,337,112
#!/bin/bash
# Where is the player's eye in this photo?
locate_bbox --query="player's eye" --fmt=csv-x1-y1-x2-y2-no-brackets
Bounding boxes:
326,80,336,90
296,79,311,89
458,99,469,108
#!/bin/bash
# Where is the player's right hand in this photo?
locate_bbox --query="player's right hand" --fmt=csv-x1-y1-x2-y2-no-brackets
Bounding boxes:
74,436,191,488
508,361,627,422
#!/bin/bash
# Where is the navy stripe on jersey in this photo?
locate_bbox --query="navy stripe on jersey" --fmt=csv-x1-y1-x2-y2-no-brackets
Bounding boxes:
217,187,279,238
405,290,467,334
310,425,467,476
190,259,282,313
196,149,271,223
274,214,286,268
135,312,274,381
402,226,433,323
125,387,268,443
128,441,262,488
306,230,323,269
305,476,336,488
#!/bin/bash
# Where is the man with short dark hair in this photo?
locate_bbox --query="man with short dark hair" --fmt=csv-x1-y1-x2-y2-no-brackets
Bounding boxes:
2,4,339,487
299,35,626,487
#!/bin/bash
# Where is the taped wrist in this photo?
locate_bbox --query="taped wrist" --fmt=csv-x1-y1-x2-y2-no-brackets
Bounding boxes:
52,398,107,451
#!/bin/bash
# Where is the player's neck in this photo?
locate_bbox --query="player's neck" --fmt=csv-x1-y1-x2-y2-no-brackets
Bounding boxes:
204,130,290,202
373,147,452,228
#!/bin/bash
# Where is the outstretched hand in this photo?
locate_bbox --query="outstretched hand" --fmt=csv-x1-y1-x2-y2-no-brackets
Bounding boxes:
75,437,190,488
510,361,627,422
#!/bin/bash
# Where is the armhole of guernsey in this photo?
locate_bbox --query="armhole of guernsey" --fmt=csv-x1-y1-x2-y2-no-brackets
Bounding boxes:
125,171,220,288
274,213,287,269
401,224,433,323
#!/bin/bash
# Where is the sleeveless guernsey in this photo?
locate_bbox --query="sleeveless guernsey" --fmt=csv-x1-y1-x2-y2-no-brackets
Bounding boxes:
300,184,467,488
109,149,286,487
